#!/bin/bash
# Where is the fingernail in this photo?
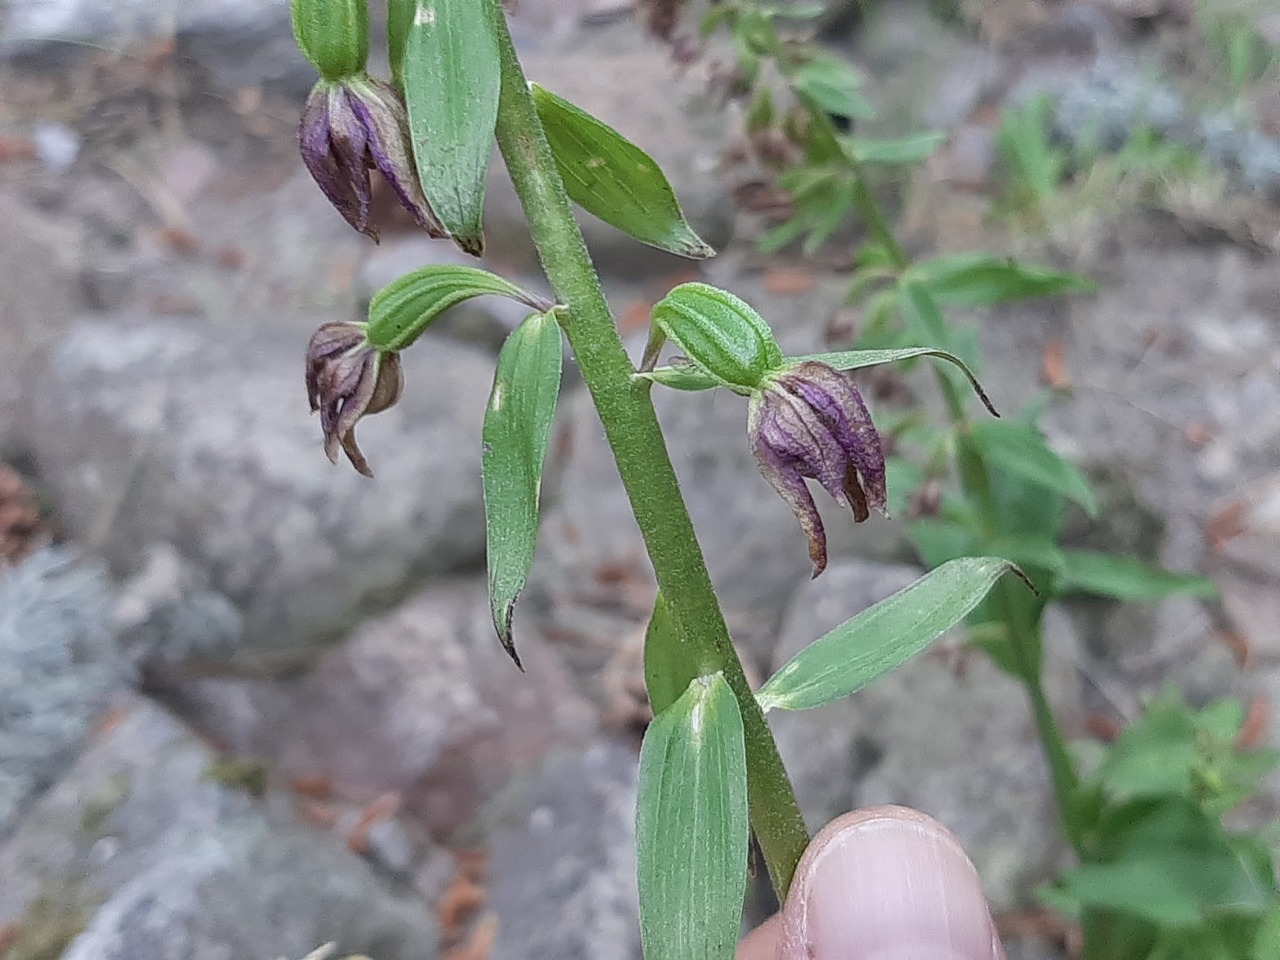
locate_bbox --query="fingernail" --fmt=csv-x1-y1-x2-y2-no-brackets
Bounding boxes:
779,807,1000,960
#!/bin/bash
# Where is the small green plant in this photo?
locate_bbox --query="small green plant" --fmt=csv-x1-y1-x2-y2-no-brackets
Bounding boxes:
284,1,1278,958
1198,1,1275,101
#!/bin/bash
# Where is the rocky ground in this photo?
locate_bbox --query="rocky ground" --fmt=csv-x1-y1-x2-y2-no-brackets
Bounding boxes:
1,0,1279,958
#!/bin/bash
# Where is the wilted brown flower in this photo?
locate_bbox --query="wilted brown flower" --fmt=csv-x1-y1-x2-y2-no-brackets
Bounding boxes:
299,75,446,243
305,321,403,477
748,360,887,577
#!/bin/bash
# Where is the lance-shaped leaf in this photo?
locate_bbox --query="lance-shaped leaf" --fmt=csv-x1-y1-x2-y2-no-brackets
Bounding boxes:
964,419,1099,517
402,0,500,255
640,345,998,416
530,84,715,260
909,253,1096,307
650,283,782,391
366,265,549,352
757,558,1019,712
637,673,748,960
1055,550,1217,602
482,310,564,668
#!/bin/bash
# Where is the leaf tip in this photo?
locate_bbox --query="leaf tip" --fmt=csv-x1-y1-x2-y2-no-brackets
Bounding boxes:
493,603,524,671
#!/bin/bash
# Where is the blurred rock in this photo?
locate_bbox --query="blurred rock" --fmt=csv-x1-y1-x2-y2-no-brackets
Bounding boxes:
0,697,438,960
767,559,1079,913
2,0,310,92
223,579,600,843
0,194,82,456
0,549,123,839
20,315,493,668
486,740,640,960
113,542,244,668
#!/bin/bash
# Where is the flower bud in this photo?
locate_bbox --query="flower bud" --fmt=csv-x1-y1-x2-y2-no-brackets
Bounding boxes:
291,0,370,81
650,283,782,391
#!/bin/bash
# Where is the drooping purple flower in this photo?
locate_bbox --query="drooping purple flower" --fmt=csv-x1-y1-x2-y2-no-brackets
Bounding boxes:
305,321,403,477
299,75,447,243
748,360,887,577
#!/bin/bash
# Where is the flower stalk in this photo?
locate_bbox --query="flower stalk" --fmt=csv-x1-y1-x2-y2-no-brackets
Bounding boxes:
485,0,810,897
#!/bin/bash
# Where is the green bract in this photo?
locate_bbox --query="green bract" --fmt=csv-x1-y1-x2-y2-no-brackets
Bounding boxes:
403,0,501,255
650,283,782,391
290,0,369,80
365,265,548,352
482,311,564,668
531,84,715,260
637,674,748,960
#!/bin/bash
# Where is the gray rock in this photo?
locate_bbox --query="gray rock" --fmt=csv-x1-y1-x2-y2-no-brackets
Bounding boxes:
0,697,438,960
486,740,640,960
0,549,123,839
2,0,310,92
113,542,244,668
767,559,1078,913
216,579,600,842
20,315,494,667
0,194,82,455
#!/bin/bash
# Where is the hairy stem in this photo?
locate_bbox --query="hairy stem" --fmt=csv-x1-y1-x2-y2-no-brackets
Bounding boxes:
487,1,810,897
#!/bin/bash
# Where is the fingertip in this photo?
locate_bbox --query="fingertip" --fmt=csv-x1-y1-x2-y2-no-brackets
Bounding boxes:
777,806,1001,960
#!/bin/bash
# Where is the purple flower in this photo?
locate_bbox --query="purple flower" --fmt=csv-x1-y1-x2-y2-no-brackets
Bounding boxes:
299,75,446,243
305,321,403,477
748,360,887,577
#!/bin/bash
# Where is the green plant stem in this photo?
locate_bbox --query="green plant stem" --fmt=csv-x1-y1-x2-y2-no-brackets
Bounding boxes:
956,438,1082,852
840,108,1085,849
487,1,810,898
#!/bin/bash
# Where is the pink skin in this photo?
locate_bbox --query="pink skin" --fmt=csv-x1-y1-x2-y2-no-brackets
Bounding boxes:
739,807,1007,960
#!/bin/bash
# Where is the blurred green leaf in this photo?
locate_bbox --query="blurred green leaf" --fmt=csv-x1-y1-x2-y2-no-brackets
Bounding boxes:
1059,798,1275,927
482,311,563,667
403,0,500,254
531,84,715,260
793,55,874,120
757,558,1019,712
911,253,1095,307
1056,550,1217,601
965,419,1099,517
841,132,946,165
637,674,748,960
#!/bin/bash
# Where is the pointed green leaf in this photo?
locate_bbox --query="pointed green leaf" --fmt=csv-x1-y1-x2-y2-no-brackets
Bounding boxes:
965,420,1099,517
757,558,1019,712
637,673,748,960
403,0,500,255
650,283,782,390
366,265,548,352
798,346,999,416
531,84,715,260
910,253,1095,307
482,310,564,668
1056,550,1217,601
